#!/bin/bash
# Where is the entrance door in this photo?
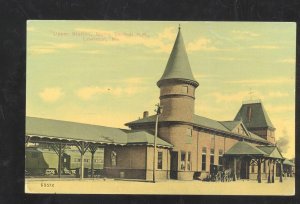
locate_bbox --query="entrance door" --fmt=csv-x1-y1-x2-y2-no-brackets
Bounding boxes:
170,151,178,179
240,159,249,179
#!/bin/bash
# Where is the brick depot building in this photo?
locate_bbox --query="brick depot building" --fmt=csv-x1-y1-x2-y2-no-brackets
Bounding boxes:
26,27,284,181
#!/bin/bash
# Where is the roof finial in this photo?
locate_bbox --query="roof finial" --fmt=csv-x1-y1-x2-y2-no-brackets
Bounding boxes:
178,24,181,30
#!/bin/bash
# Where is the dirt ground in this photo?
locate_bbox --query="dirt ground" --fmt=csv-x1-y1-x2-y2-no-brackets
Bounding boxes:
25,177,295,195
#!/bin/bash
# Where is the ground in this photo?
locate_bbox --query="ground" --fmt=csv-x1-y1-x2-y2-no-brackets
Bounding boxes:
25,177,294,195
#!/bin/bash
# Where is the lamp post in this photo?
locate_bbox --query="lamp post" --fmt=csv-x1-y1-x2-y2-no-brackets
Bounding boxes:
153,103,163,183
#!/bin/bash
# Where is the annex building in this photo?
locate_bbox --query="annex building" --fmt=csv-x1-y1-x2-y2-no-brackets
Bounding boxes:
25,27,290,182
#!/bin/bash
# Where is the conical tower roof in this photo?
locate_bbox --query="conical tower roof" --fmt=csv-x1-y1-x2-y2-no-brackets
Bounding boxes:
157,26,199,87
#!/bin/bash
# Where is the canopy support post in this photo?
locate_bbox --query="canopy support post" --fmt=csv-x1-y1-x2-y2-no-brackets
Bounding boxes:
89,144,98,178
233,157,237,181
76,141,90,179
272,159,275,183
279,160,283,183
50,143,66,178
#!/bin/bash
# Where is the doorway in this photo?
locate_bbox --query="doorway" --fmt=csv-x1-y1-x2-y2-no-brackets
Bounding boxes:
170,151,178,179
240,158,249,179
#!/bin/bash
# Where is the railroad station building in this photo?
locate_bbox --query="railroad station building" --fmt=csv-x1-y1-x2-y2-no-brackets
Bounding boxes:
25,27,290,182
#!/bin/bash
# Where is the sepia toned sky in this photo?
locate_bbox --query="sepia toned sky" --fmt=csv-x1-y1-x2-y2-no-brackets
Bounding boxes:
26,21,295,158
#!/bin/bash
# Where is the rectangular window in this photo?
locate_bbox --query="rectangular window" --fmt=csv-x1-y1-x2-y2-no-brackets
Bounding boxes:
186,128,192,137
157,152,163,169
187,152,191,171
251,165,255,173
263,161,266,173
218,149,223,165
182,85,188,93
210,148,215,171
202,147,206,171
186,128,192,144
74,158,80,162
180,151,186,170
84,159,89,162
211,137,215,148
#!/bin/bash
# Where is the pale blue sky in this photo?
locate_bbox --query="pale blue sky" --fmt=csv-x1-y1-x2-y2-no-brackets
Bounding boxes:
26,21,295,158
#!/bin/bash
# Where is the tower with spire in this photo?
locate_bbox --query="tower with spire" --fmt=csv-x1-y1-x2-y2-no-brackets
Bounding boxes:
157,26,199,180
125,25,278,181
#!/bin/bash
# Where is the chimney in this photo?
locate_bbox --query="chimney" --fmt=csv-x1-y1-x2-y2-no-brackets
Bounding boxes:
143,111,149,118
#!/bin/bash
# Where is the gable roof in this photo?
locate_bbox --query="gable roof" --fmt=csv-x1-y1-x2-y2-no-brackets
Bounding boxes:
125,114,269,144
248,132,268,142
26,116,127,144
256,146,283,159
220,121,241,131
127,130,173,147
224,141,267,156
283,159,295,166
26,117,172,148
234,102,275,129
157,27,198,87
125,115,157,126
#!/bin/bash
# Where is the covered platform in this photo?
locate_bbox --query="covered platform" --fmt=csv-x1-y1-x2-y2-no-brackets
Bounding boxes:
223,141,284,183
25,116,172,180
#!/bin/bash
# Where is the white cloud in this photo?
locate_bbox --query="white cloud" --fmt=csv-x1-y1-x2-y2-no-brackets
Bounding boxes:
278,58,295,64
267,91,289,98
209,91,250,103
250,45,280,49
76,86,141,100
264,104,295,113
39,87,64,102
76,77,147,100
232,30,260,39
186,37,219,52
227,77,294,86
212,57,248,61
28,43,79,55
79,50,102,54
74,27,176,53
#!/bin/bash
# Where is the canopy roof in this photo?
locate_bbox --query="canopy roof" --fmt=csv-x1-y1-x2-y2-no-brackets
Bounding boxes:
283,159,295,166
157,27,198,87
256,146,283,159
26,117,172,148
224,141,267,156
224,141,284,159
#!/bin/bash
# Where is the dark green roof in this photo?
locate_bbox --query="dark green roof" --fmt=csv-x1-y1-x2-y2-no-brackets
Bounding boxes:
127,131,172,147
224,141,267,155
234,102,275,129
256,146,283,159
283,159,295,166
26,117,172,148
193,115,229,132
248,132,268,142
126,114,268,144
125,115,157,126
26,116,126,144
157,28,198,87
220,121,241,131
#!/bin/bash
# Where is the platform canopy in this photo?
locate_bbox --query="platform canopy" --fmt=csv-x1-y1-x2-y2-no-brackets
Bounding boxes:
224,141,267,156
283,159,295,166
26,116,173,148
224,141,284,160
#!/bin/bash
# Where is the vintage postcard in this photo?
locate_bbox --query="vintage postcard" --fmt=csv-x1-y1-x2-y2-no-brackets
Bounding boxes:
25,21,295,195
